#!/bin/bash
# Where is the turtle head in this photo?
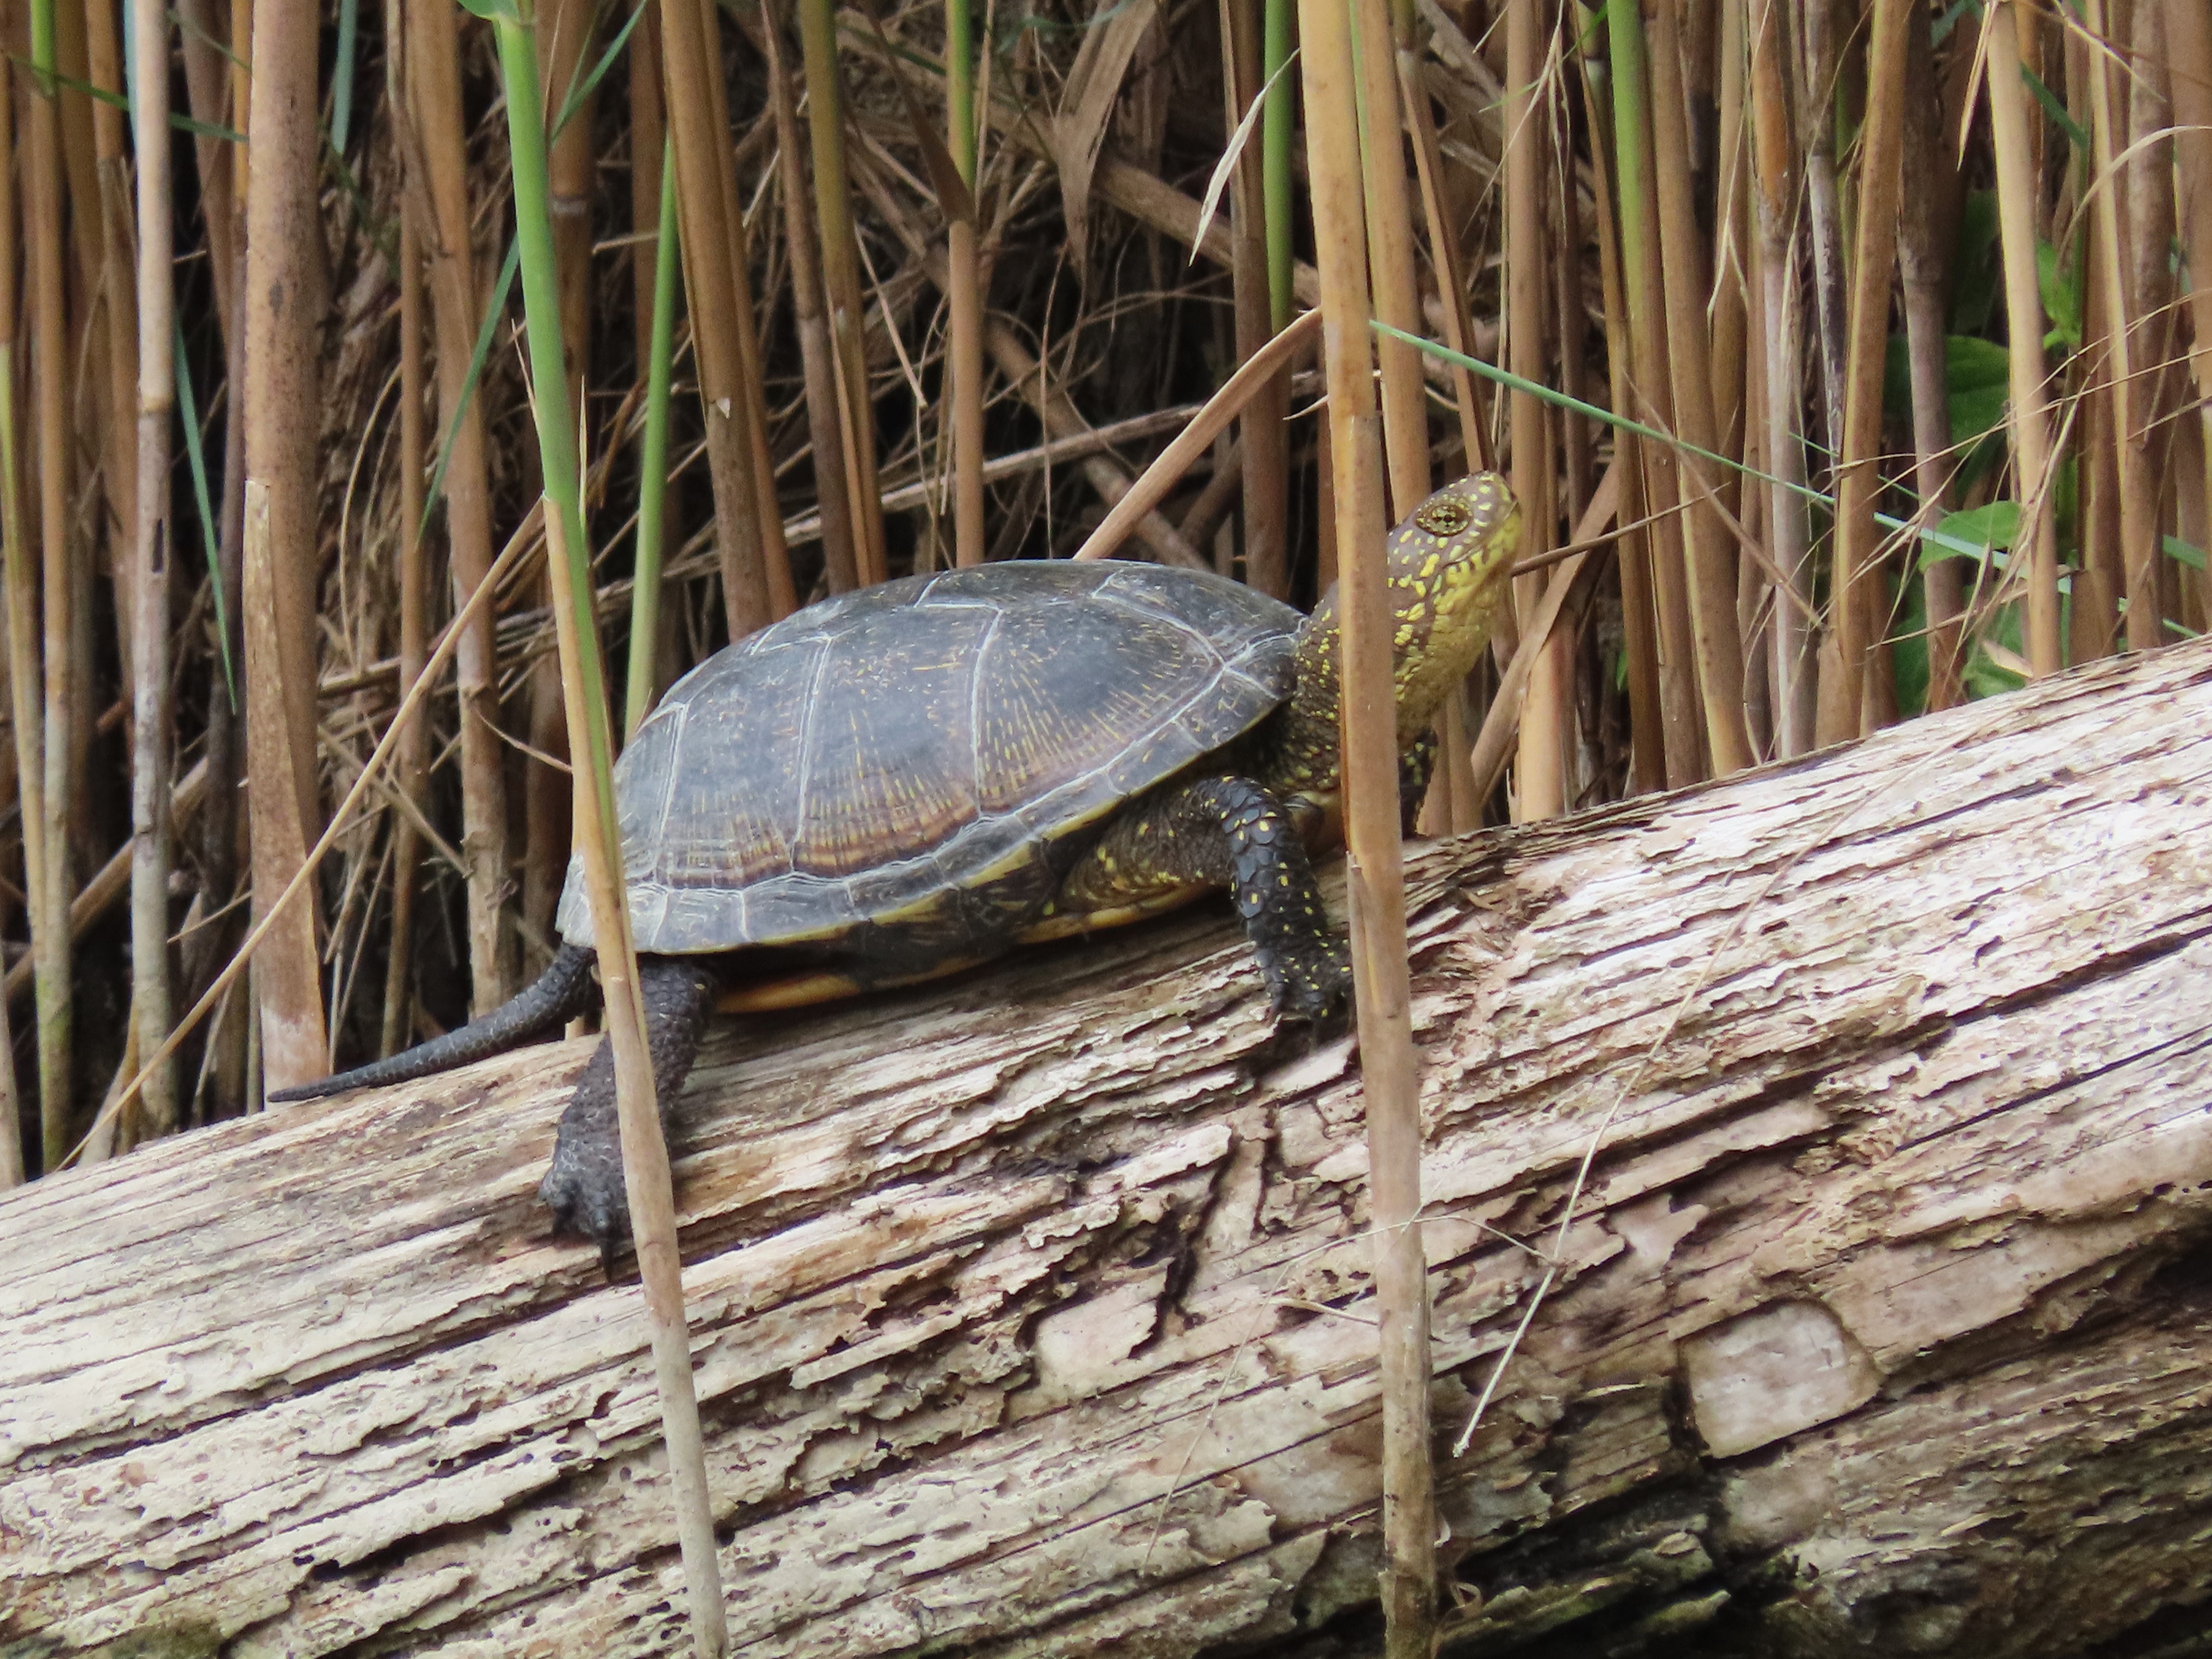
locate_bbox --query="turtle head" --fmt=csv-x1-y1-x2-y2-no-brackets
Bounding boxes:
1271,474,1521,794
1368,472,1521,746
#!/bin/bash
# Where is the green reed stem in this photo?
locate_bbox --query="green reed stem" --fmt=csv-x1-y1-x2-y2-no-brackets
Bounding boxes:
626,135,679,741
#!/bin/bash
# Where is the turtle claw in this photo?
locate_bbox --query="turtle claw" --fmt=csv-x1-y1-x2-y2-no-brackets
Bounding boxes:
1262,941,1353,1023
539,1034,633,1252
539,1128,632,1252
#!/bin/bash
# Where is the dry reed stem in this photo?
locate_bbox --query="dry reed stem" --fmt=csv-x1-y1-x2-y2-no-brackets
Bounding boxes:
1572,3,1665,793
1608,0,1701,789
1650,0,1753,775
799,0,886,588
1985,0,2064,676
1222,0,1289,599
0,40,20,1187
662,0,777,637
2083,0,2159,652
1355,0,1431,525
766,4,861,594
405,0,513,1016
547,502,729,1656
382,0,430,1060
1831,0,1912,735
1296,0,1434,1647
1071,308,1318,563
1506,0,1567,820
1470,460,1624,798
2172,0,2212,527
27,51,71,1170
946,0,987,569
239,1,334,1094
1898,0,1964,713
977,313,1209,569
127,0,175,1140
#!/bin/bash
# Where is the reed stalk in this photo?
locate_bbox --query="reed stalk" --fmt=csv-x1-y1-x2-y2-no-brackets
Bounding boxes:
28,0,72,1165
405,0,513,1016
1710,0,1749,514
519,0,598,975
661,0,776,635
1071,309,1319,561
1505,0,1566,818
476,9,726,1647
799,0,886,586
2084,0,2157,652
0,32,23,1186
1576,4,1666,792
1608,0,1701,787
626,138,680,739
241,0,334,1092
83,0,138,657
1985,0,2063,675
630,0,663,376
2171,0,2212,525
701,16,794,622
1223,0,1289,598
128,0,175,1139
1297,0,1433,1647
177,0,245,1058
1797,0,1848,501
381,0,431,1058
947,0,986,568
1353,0,1429,521
765,4,860,593
1650,0,1752,774
1401,51,1487,474
1831,0,1910,732
1897,0,1961,712
2126,3,2182,636
52,2,95,863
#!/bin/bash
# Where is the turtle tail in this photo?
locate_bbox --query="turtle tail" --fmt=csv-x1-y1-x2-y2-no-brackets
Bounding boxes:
266,943,600,1104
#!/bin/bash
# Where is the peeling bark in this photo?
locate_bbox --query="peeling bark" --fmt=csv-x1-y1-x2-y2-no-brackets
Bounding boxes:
9,645,2212,1658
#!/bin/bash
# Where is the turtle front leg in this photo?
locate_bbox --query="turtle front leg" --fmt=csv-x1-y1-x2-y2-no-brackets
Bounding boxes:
1059,775,1348,1017
539,954,715,1252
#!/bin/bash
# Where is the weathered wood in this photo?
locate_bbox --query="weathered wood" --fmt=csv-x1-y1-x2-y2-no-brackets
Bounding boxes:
10,643,2212,1657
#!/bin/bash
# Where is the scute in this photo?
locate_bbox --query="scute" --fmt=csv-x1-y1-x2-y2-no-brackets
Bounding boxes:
556,561,1301,955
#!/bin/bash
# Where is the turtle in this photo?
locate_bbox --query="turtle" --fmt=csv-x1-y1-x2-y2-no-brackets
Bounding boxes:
274,472,1522,1246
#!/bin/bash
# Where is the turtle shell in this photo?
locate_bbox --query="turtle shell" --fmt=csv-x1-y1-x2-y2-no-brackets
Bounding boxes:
555,560,1303,961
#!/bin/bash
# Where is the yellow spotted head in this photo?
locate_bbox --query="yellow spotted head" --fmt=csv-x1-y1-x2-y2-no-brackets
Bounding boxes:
1380,472,1520,740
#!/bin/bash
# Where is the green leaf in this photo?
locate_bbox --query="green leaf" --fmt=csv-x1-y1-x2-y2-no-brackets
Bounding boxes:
2036,236,2083,352
5,52,242,140
330,0,361,152
1919,500,2020,569
456,0,521,19
2021,63,2090,154
2166,534,2207,572
1950,189,2002,335
1891,567,1930,720
1942,335,2011,447
173,319,236,710
1883,332,2011,454
1965,603,2029,699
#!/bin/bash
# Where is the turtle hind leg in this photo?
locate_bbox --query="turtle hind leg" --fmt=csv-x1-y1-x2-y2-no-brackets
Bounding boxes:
539,955,716,1252
1059,775,1348,1018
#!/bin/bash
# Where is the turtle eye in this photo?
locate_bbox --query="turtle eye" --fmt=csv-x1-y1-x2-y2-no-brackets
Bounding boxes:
1415,498,1473,537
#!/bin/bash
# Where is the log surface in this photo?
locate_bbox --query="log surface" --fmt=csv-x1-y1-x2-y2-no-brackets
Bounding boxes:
9,643,2212,1658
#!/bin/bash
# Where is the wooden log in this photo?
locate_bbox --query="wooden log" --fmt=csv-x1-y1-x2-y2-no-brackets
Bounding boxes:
9,643,2212,1656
